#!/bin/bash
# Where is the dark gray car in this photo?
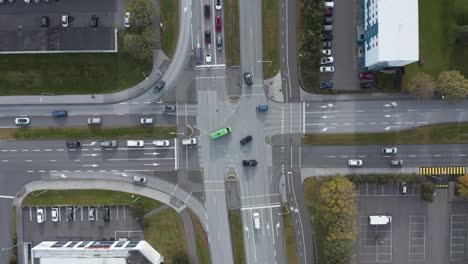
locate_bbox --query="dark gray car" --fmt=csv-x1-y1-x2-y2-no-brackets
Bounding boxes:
153,81,165,93
244,72,253,86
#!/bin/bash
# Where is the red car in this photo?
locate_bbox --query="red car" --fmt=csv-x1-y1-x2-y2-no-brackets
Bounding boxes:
205,30,211,44
324,8,333,16
359,72,374,79
216,16,222,32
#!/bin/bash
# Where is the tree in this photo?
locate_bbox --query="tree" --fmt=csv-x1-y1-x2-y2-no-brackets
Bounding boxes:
407,72,435,99
128,0,154,31
437,70,468,100
421,181,436,202
123,27,154,62
172,251,189,264
457,174,468,197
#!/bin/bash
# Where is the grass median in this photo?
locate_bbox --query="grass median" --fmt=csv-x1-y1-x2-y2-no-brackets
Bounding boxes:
190,211,211,264
262,0,280,79
302,122,468,145
22,190,161,212
229,209,246,264
224,0,240,65
12,126,176,140
282,206,298,264
160,0,180,58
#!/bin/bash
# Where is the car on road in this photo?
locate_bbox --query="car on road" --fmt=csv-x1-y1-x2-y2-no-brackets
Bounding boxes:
211,127,232,140
256,105,269,112
323,17,333,25
400,182,407,194
243,160,258,166
206,53,212,67
215,0,222,10
359,72,374,79
100,140,117,148
204,4,210,18
382,147,397,154
51,207,59,222
15,117,30,125
103,206,110,222
320,56,334,64
133,175,147,184
253,212,260,229
322,32,333,41
323,41,332,49
90,15,98,27
153,80,165,93
153,140,170,147
88,207,96,221
390,159,403,167
320,82,333,89
37,208,45,223
244,72,253,85
205,30,211,44
320,66,334,73
66,140,81,149
62,15,69,27
140,117,155,125
52,110,68,117
216,34,223,50
182,137,198,146
322,49,331,55
163,105,176,112
215,16,222,32
87,117,102,125
348,159,363,167
240,135,253,145
66,206,74,221
127,140,144,147
324,8,333,16
124,12,131,28
41,16,49,27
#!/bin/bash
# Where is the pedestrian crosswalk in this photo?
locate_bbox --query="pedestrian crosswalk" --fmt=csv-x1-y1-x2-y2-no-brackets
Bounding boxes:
419,166,465,176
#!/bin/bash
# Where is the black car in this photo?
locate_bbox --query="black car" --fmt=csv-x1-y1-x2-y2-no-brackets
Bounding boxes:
240,135,253,145
153,80,165,93
205,30,211,44
322,32,333,41
244,72,253,85
243,160,258,166
103,206,110,222
41,16,49,27
360,82,373,89
204,4,210,18
163,105,176,112
323,17,333,25
323,41,332,49
66,206,74,221
66,140,81,149
90,15,98,27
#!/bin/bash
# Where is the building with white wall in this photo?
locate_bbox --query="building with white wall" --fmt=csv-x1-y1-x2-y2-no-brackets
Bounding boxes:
363,0,419,70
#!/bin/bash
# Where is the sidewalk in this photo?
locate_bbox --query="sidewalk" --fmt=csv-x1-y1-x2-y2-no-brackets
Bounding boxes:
300,87,413,102
264,73,285,103
301,167,420,181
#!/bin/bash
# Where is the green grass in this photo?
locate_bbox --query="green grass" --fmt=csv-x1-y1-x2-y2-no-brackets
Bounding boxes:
0,34,151,96
189,211,211,264
376,72,400,93
403,0,468,88
229,210,246,264
224,0,241,65
282,207,298,264
22,190,162,212
144,209,188,264
160,0,179,58
262,0,280,79
302,122,468,145
13,126,176,139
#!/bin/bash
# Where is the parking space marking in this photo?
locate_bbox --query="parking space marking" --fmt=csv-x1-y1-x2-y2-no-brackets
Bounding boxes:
29,207,32,222
409,216,425,262
358,216,393,262
123,206,126,221
450,214,468,261
357,182,419,197
116,206,119,221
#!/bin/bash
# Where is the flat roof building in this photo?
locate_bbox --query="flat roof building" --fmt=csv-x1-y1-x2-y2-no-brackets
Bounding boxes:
363,0,419,70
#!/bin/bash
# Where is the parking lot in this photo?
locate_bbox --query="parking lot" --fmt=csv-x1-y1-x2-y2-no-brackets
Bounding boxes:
0,0,119,52
356,182,420,196
450,214,468,262
23,205,142,246
358,216,393,262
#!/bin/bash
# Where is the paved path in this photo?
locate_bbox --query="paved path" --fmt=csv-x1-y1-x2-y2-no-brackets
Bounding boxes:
180,209,199,264
143,204,170,217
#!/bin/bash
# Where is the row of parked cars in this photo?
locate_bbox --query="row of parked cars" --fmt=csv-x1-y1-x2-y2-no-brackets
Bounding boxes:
348,147,403,167
320,0,335,74
36,206,110,224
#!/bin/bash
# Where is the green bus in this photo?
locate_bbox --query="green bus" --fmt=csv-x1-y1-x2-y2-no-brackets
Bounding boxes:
210,127,232,139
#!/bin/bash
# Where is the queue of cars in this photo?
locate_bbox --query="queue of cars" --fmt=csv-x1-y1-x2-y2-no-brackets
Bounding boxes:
204,0,223,66
320,1,335,74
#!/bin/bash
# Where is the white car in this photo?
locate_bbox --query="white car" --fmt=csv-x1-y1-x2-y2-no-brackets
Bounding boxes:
382,147,397,154
320,66,334,73
37,208,45,223
253,212,260,229
15,117,30,125
324,1,334,8
153,140,170,147
206,53,212,67
62,15,69,28
215,0,222,10
88,117,102,125
124,12,131,28
24,0,31,3
348,159,363,167
140,118,154,125
51,207,59,222
182,137,198,146
133,175,147,184
322,49,331,55
320,56,334,65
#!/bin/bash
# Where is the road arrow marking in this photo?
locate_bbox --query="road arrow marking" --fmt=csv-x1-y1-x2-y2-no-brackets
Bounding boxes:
83,142,97,146
144,152,160,156
321,127,336,132
82,164,99,167
114,173,128,177
384,126,400,131
52,173,67,178
384,114,399,118
144,163,159,166
320,115,335,119
83,153,99,157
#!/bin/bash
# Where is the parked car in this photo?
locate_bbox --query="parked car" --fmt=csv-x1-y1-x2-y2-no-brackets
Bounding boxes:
41,16,49,27
323,25,333,31
390,160,403,167
243,160,258,166
66,140,81,149
88,207,96,221
322,32,333,41
320,66,334,73
359,72,374,79
240,135,253,145
205,30,211,43
324,1,334,8
37,208,45,223
124,12,131,28
400,182,407,194
323,41,332,49
87,117,102,125
204,4,210,18
51,207,59,222
62,15,69,27
215,0,222,10
323,17,333,25
324,8,333,16
256,105,269,112
90,15,98,27
153,140,170,147
103,206,110,222
133,175,147,184
320,82,333,89
348,159,363,167
153,80,165,93
15,117,30,125
320,56,334,65
322,49,331,55
382,147,398,154
140,118,155,125
100,140,117,148
163,105,176,112
52,110,68,117
66,206,74,221
244,72,253,85
215,16,222,32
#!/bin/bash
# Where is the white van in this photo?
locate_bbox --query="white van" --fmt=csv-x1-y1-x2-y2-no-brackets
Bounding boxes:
369,215,392,225
62,15,69,27
253,212,260,229
126,140,144,147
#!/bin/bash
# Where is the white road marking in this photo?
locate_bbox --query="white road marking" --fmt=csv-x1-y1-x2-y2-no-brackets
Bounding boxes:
0,195,14,199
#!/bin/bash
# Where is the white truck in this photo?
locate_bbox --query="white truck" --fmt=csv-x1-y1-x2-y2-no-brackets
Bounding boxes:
182,137,197,146
368,215,392,225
